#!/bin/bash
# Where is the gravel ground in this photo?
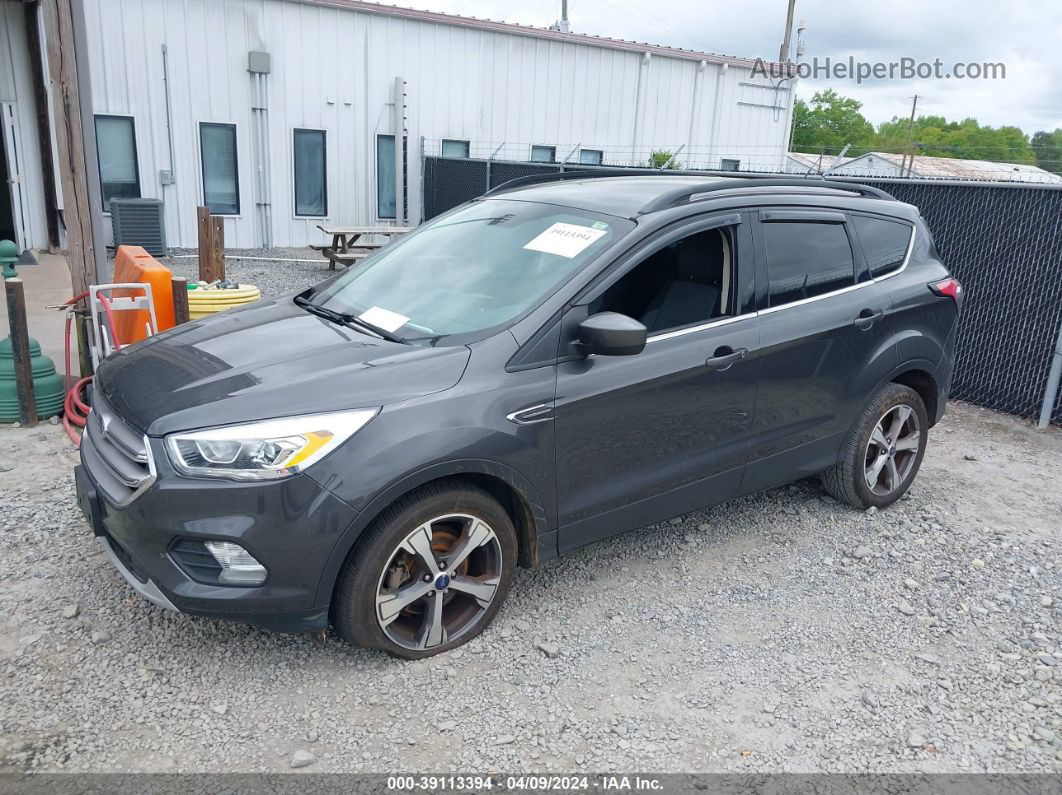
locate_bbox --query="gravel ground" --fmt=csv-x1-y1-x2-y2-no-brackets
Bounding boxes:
161,248,344,299
0,402,1059,774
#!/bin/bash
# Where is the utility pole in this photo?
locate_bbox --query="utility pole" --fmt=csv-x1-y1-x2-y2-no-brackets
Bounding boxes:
550,0,570,33
778,0,796,62
901,94,919,176
40,0,106,295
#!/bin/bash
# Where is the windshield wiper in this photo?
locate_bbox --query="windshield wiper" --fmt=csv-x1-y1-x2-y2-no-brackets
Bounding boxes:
294,295,405,343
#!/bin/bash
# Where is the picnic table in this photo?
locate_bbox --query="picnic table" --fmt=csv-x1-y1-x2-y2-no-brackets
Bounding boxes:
311,225,414,270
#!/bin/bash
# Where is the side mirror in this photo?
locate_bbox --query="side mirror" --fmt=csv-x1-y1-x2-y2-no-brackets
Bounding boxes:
576,312,647,356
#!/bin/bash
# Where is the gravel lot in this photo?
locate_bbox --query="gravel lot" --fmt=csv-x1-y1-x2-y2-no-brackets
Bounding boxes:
161,247,350,298
0,331,1060,771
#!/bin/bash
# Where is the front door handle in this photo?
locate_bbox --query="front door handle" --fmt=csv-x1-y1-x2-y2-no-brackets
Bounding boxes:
705,346,748,371
854,308,884,330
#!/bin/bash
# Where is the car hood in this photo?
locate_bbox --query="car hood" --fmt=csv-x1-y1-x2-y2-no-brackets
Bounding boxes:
95,297,471,436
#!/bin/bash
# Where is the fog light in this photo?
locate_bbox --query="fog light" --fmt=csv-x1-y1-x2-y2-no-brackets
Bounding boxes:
203,541,267,585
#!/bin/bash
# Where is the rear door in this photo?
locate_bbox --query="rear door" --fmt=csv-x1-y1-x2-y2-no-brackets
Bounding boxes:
742,208,895,493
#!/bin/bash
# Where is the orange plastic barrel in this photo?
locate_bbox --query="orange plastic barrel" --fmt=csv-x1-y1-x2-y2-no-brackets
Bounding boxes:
110,246,175,345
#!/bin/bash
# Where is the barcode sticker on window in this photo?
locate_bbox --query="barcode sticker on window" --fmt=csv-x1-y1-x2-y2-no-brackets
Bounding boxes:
359,306,409,332
523,222,606,259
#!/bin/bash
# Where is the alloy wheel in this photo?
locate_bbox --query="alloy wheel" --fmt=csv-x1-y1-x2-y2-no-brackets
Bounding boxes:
863,403,922,496
375,513,502,651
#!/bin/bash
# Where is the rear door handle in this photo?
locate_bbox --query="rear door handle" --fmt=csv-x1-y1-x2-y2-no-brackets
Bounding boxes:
705,347,748,371
854,308,884,330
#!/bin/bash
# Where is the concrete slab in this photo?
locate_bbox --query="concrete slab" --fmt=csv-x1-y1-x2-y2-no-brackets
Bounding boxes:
0,251,74,372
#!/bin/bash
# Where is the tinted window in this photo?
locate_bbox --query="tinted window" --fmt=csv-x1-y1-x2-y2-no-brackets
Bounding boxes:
200,123,239,214
293,129,327,216
579,149,603,165
95,115,140,211
763,222,854,306
854,215,912,277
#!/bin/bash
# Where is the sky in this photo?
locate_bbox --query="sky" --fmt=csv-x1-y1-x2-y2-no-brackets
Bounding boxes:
387,0,1062,135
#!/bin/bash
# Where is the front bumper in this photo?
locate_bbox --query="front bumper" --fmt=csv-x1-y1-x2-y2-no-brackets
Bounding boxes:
97,535,178,612
76,435,358,633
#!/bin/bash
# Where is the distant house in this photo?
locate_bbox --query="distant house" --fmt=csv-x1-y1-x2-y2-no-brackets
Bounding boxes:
785,152,846,175
830,152,1062,184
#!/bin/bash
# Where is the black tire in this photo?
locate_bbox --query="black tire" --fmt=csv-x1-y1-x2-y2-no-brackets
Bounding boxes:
821,383,929,509
332,481,517,659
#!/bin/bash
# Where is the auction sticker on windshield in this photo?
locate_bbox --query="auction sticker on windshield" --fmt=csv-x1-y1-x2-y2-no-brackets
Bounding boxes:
523,222,606,258
359,306,410,332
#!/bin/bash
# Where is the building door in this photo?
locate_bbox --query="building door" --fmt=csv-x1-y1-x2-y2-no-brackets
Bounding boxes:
0,102,28,250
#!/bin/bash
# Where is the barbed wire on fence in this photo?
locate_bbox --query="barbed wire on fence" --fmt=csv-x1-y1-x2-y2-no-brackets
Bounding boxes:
420,140,1062,184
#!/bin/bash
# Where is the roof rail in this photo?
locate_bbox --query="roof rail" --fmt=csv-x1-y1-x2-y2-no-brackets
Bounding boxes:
482,169,664,197
637,177,895,214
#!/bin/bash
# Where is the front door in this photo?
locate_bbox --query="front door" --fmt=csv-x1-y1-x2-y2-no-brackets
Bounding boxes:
554,216,759,552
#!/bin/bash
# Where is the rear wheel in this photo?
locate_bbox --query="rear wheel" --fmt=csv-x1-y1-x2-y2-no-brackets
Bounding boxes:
332,482,517,659
822,383,928,509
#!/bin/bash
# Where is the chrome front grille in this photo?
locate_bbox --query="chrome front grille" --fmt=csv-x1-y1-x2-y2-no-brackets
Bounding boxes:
82,393,156,505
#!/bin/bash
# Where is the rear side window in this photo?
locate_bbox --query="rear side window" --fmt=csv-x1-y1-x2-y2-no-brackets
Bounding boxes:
853,215,912,278
763,222,854,306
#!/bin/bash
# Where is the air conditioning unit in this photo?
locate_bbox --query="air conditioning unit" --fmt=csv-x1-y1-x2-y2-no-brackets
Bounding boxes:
110,198,167,256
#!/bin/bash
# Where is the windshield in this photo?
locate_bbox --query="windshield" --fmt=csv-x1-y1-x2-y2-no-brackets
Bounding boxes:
308,199,632,340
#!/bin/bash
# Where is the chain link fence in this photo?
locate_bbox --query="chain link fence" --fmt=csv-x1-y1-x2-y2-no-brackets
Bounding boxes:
421,154,1062,425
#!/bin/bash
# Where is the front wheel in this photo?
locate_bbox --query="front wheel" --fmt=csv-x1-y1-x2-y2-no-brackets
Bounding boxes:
822,383,929,509
332,482,517,659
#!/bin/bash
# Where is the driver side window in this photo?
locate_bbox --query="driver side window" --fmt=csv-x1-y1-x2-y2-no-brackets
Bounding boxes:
589,226,735,335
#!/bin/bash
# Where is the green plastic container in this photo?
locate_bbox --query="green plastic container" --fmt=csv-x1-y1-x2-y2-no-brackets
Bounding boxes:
0,337,65,421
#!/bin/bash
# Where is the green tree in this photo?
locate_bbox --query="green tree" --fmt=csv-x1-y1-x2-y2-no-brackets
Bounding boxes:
791,89,876,156
647,150,681,169
1032,129,1062,175
873,116,1036,164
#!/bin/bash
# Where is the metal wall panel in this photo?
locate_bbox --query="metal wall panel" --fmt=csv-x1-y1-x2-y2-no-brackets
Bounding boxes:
82,0,793,248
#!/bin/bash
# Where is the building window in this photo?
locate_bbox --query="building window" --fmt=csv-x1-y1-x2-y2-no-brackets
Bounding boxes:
94,115,140,212
199,123,240,215
530,145,556,163
579,149,604,166
441,139,470,159
377,134,396,219
293,129,327,217
720,158,741,172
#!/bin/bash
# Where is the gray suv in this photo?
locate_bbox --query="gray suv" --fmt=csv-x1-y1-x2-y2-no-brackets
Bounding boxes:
75,175,961,658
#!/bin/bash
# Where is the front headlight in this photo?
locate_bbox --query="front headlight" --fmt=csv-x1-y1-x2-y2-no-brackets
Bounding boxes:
165,409,378,480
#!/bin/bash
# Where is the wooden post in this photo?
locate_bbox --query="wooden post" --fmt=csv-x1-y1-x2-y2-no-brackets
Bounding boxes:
5,279,37,427
211,215,226,282
171,277,190,325
40,0,101,296
197,206,213,282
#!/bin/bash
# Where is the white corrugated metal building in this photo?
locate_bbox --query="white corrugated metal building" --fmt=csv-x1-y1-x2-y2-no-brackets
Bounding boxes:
1,0,795,252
